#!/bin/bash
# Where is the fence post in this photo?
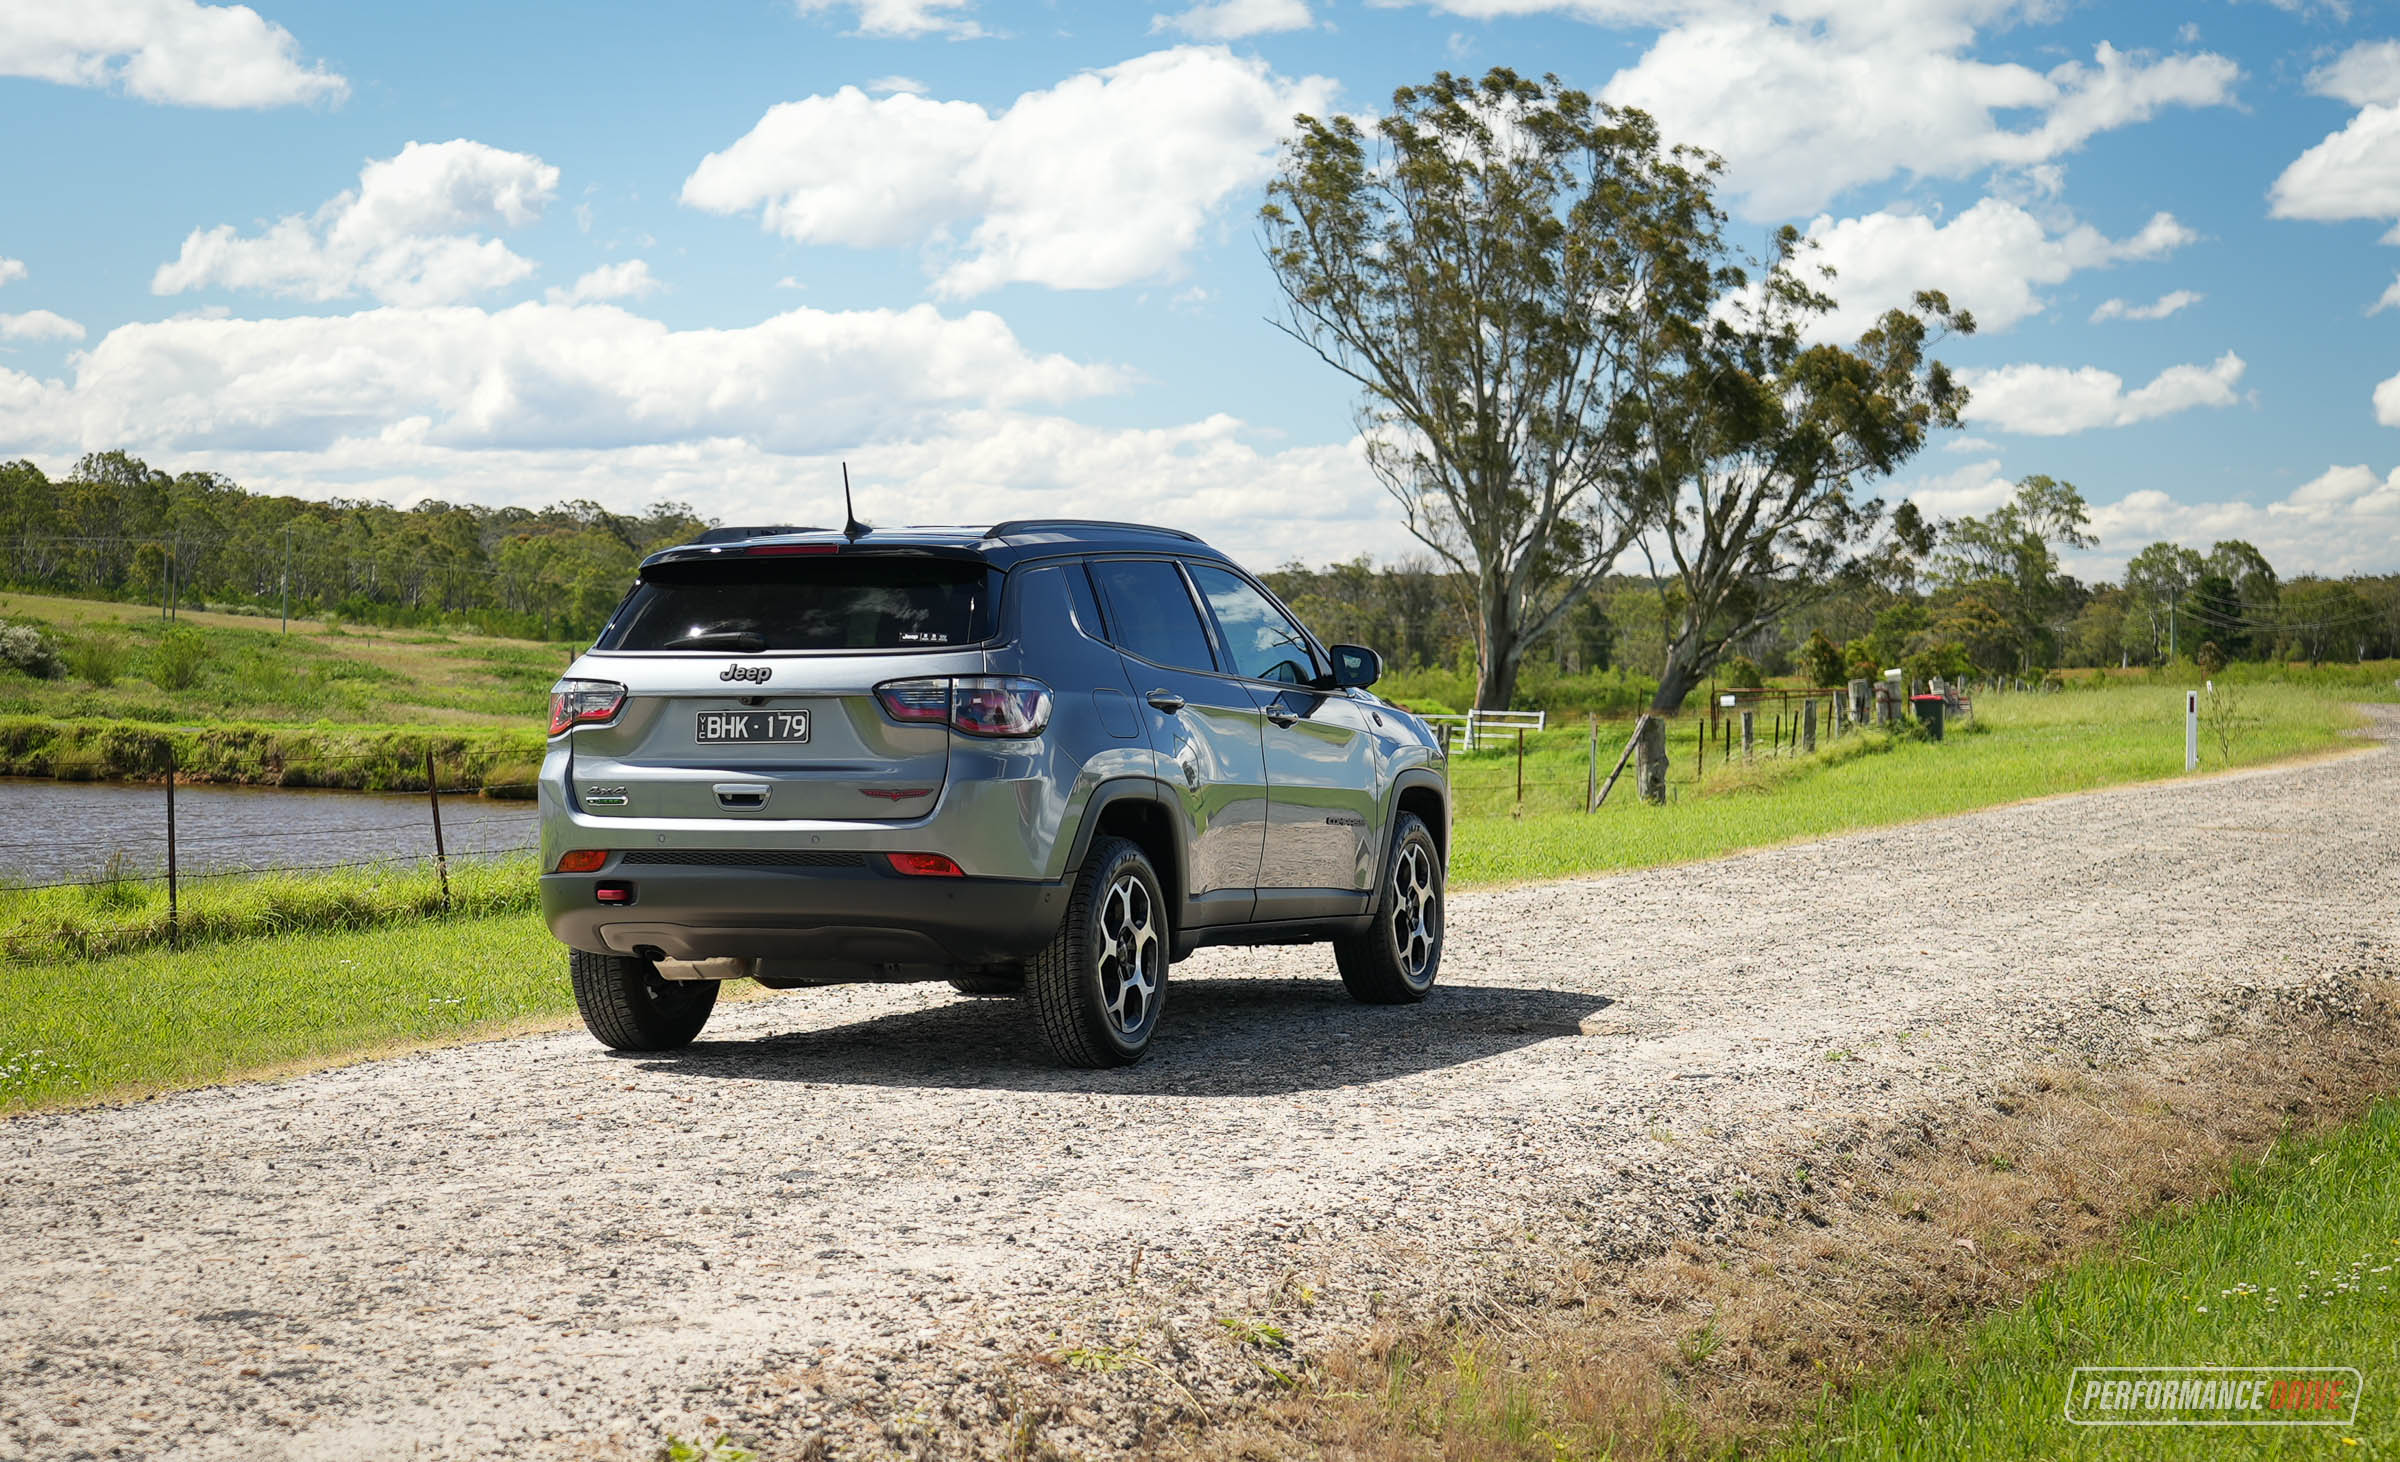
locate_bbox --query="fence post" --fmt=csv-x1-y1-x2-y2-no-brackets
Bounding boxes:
1585,717,1597,814
1741,709,1755,761
425,746,452,912
1635,716,1668,804
165,746,178,950
1694,720,1704,782
1803,698,1818,754
1514,728,1525,807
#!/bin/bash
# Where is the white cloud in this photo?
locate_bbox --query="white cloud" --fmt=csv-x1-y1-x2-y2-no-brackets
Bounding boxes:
152,140,560,306
1943,435,1998,453
2374,369,2400,427
1602,22,2238,217
0,301,1126,456
1153,0,1315,40
681,47,1336,296
0,311,86,342
866,75,928,95
794,0,983,38
546,260,659,305
2307,39,2400,109
2270,42,2400,244
1959,351,2246,435
1796,199,2195,339
0,0,346,108
2090,289,2201,323
1901,455,2015,518
0,257,24,288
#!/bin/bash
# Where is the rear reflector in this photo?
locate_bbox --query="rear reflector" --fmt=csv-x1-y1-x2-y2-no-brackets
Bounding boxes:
556,849,608,874
886,852,964,878
595,882,636,904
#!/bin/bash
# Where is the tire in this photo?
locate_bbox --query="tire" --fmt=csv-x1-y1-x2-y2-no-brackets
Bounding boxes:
949,972,1023,997
1334,812,1444,1004
568,949,718,1051
1026,837,1169,1067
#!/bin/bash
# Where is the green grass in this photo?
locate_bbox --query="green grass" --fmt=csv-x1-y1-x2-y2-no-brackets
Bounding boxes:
0,588,572,727
1774,1101,2400,1459
1447,681,2372,886
0,854,539,962
0,913,572,1110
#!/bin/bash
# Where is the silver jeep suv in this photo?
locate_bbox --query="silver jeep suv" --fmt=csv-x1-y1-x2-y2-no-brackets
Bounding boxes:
539,519,1449,1066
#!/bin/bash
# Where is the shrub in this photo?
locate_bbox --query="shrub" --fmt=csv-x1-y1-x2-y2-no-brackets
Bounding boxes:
0,623,61,679
66,634,124,687
1801,628,1845,689
1718,654,1764,688
151,625,211,690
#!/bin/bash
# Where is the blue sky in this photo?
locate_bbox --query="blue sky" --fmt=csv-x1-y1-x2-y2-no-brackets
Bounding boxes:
0,0,2395,579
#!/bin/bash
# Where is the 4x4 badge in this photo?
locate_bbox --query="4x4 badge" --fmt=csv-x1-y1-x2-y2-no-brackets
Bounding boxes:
720,664,772,683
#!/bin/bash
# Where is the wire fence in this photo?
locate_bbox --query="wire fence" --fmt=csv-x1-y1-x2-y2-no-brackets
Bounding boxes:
2,749,539,941
1435,678,1976,815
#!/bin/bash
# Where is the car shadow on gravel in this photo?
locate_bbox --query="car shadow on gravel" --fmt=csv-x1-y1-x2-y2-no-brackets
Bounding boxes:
621,979,1610,1095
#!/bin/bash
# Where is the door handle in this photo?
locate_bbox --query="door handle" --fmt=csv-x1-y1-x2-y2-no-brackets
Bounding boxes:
1266,709,1298,727
1146,690,1186,713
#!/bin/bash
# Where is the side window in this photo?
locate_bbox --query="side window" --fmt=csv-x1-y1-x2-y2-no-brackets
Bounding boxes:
1188,564,1316,684
1089,559,1218,672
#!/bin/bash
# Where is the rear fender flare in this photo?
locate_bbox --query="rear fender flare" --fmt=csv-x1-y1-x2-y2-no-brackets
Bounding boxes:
1059,774,1191,916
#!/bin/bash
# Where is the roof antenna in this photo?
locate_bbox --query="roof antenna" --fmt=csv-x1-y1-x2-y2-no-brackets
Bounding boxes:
841,461,869,543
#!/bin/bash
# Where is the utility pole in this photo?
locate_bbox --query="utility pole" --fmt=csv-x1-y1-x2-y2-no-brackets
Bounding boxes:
280,525,291,634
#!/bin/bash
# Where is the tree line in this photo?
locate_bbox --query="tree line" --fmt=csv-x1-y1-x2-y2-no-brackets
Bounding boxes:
0,453,707,641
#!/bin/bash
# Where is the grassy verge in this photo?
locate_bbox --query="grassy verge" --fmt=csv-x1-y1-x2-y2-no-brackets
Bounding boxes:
1776,1100,2400,1459
0,913,571,1110
0,854,539,962
1449,682,2370,885
1258,983,2399,1462
0,715,546,790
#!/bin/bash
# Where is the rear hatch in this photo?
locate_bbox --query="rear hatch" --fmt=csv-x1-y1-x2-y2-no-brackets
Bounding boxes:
563,548,999,823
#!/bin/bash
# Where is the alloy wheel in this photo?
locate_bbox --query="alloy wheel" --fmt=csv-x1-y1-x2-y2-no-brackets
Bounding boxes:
1095,872,1162,1037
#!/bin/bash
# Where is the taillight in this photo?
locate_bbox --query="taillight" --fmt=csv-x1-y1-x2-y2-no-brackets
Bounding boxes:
874,678,952,724
555,849,608,874
887,852,964,877
873,676,1051,738
549,678,627,735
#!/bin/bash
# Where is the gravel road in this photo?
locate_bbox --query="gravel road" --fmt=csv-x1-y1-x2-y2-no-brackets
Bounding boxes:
5,711,2396,1461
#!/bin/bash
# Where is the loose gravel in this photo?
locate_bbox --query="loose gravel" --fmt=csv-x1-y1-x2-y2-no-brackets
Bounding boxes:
4,711,2396,1461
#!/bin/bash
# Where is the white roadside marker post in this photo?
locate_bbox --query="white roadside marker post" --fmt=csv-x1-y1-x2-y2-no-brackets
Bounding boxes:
2186,690,2199,772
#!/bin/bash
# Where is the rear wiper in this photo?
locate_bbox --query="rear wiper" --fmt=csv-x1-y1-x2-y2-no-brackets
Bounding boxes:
663,631,767,652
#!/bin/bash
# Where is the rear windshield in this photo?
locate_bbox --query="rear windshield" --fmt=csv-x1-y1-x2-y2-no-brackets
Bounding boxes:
595,555,999,653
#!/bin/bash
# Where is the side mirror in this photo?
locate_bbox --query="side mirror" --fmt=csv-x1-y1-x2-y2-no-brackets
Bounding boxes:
1325,643,1381,690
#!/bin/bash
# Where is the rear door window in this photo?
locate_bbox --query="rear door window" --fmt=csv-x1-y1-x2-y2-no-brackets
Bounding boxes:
1187,564,1317,684
596,555,997,652
1089,559,1218,672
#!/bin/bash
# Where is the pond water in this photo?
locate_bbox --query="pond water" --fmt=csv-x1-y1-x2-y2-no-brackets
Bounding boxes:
0,778,539,886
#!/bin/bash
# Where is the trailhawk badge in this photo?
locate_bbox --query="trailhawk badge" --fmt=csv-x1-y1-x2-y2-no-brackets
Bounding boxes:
720,664,772,683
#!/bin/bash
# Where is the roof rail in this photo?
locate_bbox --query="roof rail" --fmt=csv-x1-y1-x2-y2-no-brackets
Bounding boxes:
982,518,1203,543
691,524,824,544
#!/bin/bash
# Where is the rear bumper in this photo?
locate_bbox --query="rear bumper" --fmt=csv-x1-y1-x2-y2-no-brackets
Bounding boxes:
540,856,1070,970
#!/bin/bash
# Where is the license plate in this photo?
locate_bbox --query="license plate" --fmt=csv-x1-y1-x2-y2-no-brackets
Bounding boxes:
696,710,811,743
